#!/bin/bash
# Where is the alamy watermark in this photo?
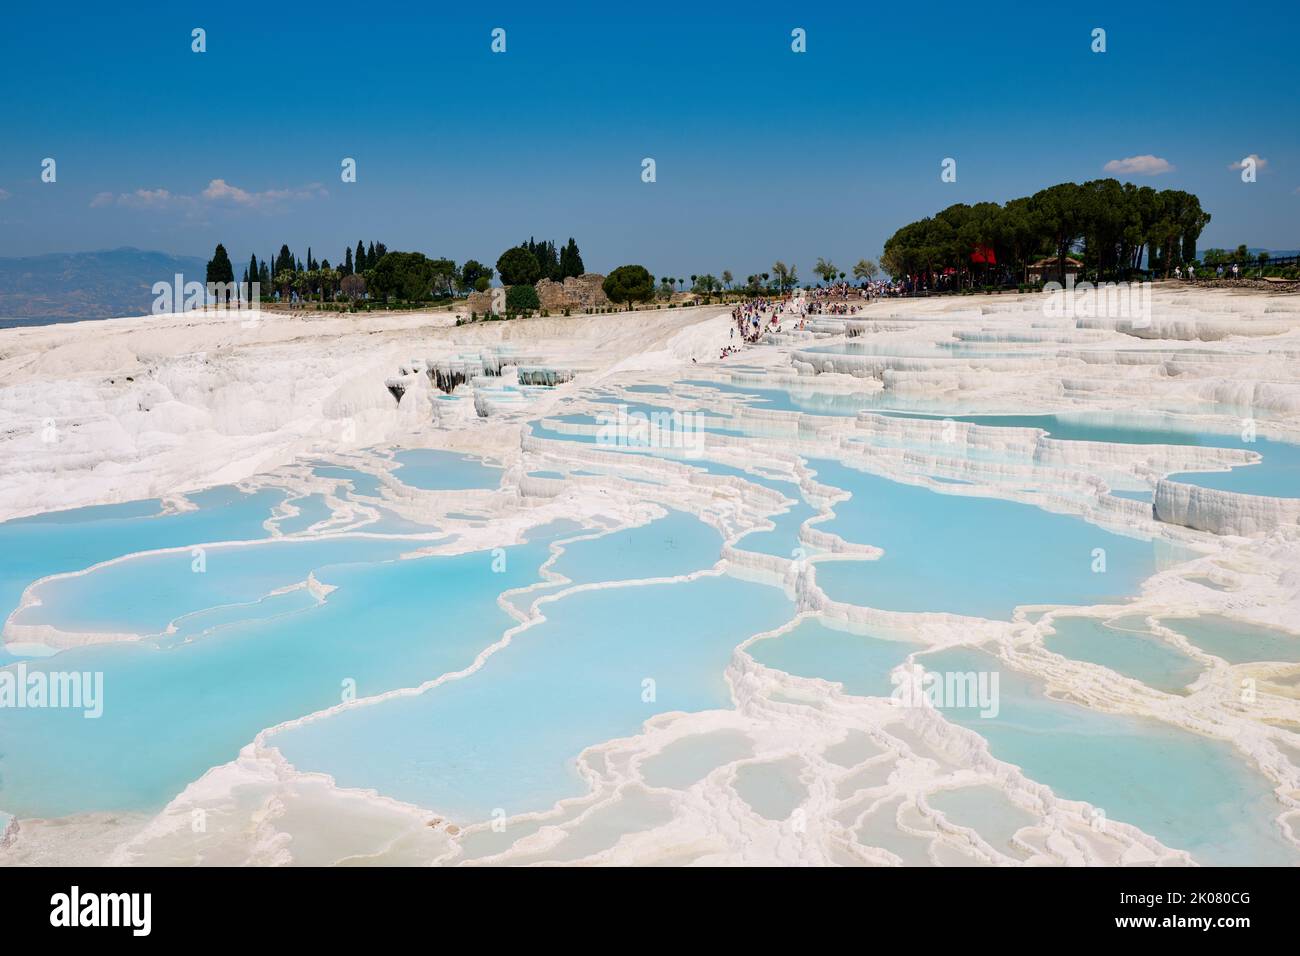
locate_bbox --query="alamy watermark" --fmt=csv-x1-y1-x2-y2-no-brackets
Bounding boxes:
1043,276,1152,325
152,273,262,327
890,663,1000,718
50,886,150,936
595,404,706,457
1,663,103,719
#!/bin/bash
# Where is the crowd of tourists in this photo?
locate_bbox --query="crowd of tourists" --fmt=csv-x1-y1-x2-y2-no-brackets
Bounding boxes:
718,279,914,358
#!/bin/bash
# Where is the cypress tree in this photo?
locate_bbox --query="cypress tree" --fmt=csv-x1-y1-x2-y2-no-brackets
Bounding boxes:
356,240,367,272
275,244,294,275
205,243,235,305
563,238,584,278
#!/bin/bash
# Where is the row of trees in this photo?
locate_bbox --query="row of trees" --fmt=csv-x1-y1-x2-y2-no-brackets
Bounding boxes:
205,231,895,312
204,236,589,308
881,180,1212,287
223,240,504,305
652,259,880,298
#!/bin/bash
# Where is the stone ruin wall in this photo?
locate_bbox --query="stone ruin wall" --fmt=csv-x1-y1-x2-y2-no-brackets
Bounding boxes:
470,274,611,315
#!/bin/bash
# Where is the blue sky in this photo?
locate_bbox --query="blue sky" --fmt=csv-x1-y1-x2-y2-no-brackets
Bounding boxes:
1,0,1296,276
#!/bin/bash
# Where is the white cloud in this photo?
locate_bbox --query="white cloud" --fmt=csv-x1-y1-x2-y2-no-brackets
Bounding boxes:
202,178,326,207
120,188,179,209
1228,154,1268,171
1103,155,1175,176
90,179,326,212
201,179,254,204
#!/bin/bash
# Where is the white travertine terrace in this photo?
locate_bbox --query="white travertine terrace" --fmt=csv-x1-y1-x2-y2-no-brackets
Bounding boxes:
2,286,1299,866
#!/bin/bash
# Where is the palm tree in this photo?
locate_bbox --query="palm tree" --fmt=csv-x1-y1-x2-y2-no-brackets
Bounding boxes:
274,270,294,303
814,257,838,285
722,270,733,289
852,258,878,282
771,262,788,290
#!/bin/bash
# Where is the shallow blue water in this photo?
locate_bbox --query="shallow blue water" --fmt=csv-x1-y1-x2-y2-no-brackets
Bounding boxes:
924,646,1297,866
876,410,1300,499
881,411,1222,447
1160,615,1300,664
549,511,722,584
392,449,503,491
1167,437,1300,498
14,536,416,639
736,499,819,558
271,574,795,822
0,540,552,818
809,460,1166,619
1043,616,1204,694
0,486,284,628
312,465,383,498
275,495,333,534
677,379,897,417
747,618,917,698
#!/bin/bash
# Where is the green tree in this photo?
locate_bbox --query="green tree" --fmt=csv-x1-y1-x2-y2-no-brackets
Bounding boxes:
371,251,439,302
246,253,260,300
496,245,542,285
814,257,838,285
293,271,312,304
273,244,295,276
340,273,365,301
205,243,235,306
602,265,655,310
559,238,584,278
506,283,540,314
429,257,458,297
722,269,733,289
274,270,294,302
852,258,878,281
460,259,493,292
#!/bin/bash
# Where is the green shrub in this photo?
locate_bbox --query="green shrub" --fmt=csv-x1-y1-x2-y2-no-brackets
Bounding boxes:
506,283,540,314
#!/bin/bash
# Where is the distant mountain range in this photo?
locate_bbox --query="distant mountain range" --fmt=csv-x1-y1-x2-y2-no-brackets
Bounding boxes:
0,248,208,324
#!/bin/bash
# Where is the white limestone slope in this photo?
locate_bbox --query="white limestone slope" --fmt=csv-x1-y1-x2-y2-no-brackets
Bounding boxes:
0,305,728,522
